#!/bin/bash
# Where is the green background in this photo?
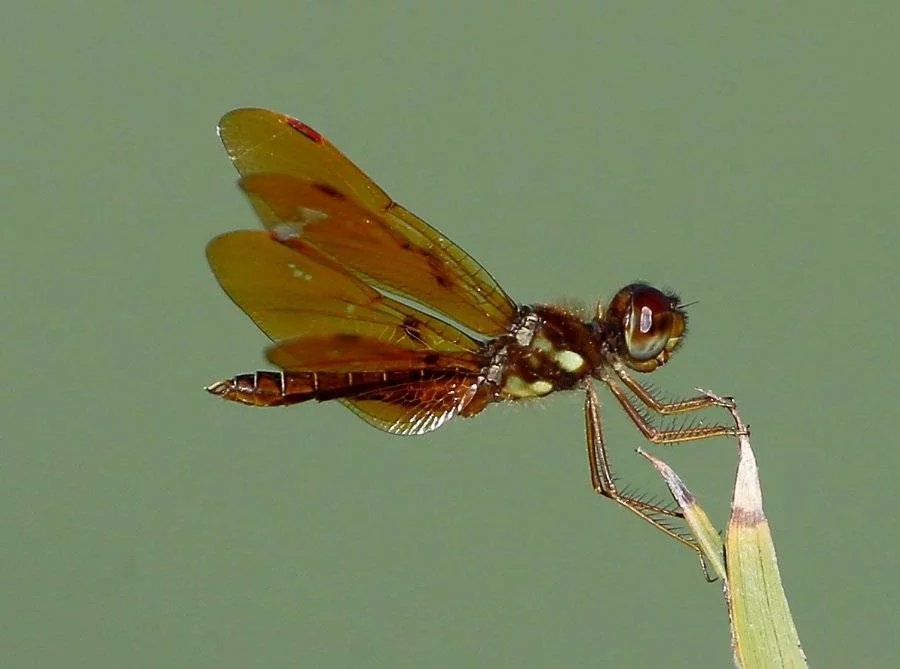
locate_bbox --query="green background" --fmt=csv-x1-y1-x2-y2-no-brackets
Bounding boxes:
4,3,898,667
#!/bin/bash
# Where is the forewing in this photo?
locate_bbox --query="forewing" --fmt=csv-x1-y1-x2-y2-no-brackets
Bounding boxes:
218,108,518,336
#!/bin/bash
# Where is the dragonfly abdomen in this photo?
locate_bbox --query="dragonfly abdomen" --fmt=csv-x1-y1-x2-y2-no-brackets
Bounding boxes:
206,369,436,407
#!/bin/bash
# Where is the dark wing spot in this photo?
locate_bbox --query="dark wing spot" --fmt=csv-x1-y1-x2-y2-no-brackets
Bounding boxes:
401,317,428,346
424,251,454,288
312,182,347,200
423,353,440,365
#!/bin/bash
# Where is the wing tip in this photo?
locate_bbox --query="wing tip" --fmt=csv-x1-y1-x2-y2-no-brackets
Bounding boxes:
218,107,315,135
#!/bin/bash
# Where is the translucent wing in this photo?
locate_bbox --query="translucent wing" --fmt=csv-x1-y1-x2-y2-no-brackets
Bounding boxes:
206,230,480,355
217,108,517,336
341,372,485,435
267,336,482,373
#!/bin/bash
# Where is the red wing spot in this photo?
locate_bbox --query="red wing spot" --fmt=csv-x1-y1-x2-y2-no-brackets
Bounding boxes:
286,117,324,144
312,182,347,200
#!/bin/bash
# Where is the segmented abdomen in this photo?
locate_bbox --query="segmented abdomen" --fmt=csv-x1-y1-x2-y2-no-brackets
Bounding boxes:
206,369,441,407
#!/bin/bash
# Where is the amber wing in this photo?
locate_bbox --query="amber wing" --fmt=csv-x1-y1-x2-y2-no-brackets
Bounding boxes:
206,230,482,357
217,108,517,336
206,230,490,434
343,372,487,435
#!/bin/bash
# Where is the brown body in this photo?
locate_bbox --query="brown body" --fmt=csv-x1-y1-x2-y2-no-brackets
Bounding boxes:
209,304,601,421
206,108,737,564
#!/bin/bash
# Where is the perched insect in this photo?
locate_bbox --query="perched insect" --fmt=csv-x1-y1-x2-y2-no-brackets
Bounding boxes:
206,108,737,557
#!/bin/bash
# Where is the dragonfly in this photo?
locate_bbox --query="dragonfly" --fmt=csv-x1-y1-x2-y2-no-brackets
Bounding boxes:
205,108,737,559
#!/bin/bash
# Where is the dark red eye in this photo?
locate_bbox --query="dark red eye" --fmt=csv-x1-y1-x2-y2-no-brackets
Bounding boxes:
611,284,687,371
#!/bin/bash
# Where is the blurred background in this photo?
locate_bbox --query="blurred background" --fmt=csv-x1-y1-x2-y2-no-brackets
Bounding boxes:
3,3,898,667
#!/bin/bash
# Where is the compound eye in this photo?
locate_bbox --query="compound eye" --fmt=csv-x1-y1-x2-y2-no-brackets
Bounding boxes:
622,286,685,366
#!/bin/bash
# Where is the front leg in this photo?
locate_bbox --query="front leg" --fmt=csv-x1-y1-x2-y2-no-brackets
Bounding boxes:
602,364,739,445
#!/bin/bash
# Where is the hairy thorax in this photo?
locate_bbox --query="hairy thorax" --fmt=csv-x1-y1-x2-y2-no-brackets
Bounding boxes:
486,305,603,401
